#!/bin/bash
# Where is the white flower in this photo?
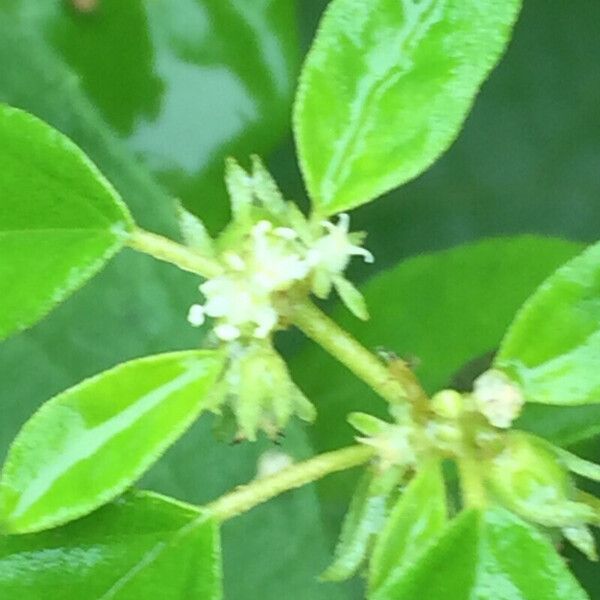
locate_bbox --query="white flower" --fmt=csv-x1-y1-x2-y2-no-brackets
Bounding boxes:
308,213,374,275
187,304,206,327
214,323,241,342
186,162,375,339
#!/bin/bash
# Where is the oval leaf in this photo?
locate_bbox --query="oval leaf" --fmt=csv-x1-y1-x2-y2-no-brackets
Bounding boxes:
0,350,223,533
368,461,447,593
372,508,588,600
497,241,600,406
294,0,522,215
0,104,134,340
0,491,222,599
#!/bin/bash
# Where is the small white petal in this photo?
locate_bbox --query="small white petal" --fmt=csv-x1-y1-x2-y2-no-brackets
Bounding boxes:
187,304,206,327
305,248,321,267
204,295,231,318
253,307,278,338
214,323,241,341
351,246,375,263
273,227,297,240
337,213,350,232
223,252,246,271
252,220,272,236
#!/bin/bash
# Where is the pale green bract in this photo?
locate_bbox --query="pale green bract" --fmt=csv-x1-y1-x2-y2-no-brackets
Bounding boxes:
294,0,522,214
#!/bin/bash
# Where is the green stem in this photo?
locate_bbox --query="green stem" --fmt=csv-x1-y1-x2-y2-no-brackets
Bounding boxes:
127,228,223,278
290,300,427,407
458,457,487,509
206,445,374,522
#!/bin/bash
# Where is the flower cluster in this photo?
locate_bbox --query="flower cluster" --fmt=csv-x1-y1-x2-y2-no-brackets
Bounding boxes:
179,156,374,439
185,156,373,342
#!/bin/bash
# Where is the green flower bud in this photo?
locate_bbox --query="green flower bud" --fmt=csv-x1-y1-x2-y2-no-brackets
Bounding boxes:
430,389,464,420
486,432,596,529
213,340,316,441
349,413,417,471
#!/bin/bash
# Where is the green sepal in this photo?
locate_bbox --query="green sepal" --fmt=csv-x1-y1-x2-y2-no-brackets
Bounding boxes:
250,155,287,219
176,202,215,257
225,157,254,222
334,276,369,321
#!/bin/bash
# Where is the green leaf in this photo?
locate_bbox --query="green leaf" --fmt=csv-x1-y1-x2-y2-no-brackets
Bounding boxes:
0,490,221,599
322,467,400,582
368,461,447,593
294,0,522,214
497,241,600,406
0,350,223,533
0,104,133,341
371,508,588,600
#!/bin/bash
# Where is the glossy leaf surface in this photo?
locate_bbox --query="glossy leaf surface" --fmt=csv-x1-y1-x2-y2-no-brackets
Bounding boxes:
294,0,521,214
497,241,600,406
0,351,223,533
0,104,133,341
368,462,447,593
0,491,221,599
372,508,587,600
16,0,298,231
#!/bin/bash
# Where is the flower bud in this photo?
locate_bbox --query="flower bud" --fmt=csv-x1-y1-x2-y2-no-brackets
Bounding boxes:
486,432,595,529
430,389,464,420
349,413,417,471
473,369,524,429
213,341,316,441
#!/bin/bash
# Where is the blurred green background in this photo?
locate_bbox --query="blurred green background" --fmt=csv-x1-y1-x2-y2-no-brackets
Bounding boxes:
0,1,598,598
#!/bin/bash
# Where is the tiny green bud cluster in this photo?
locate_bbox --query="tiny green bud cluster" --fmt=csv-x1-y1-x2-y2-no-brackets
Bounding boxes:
208,339,316,441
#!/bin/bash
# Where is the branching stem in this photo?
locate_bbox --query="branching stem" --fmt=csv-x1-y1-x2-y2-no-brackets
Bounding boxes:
290,300,427,407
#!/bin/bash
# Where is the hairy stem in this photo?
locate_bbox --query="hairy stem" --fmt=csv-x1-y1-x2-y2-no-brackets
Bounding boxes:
206,445,374,522
290,300,427,407
127,228,223,278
